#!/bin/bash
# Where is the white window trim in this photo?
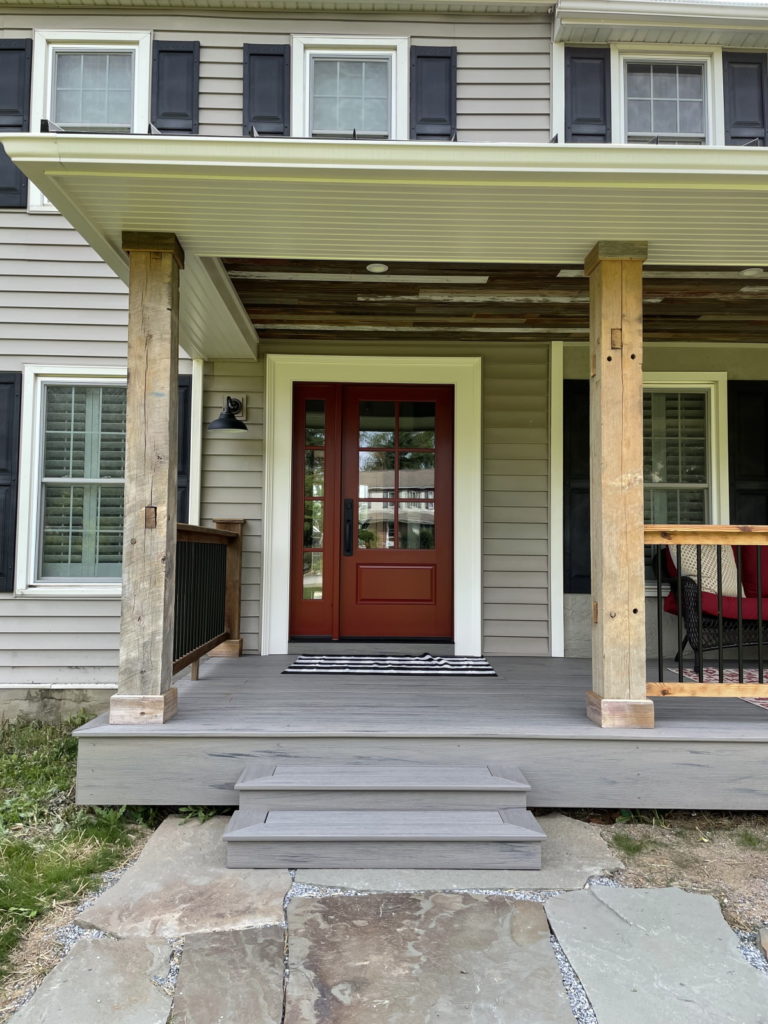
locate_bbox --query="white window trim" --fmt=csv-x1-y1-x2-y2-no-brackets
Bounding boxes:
551,41,725,145
549,364,730,639
16,365,127,597
291,35,409,141
28,29,151,212
263,354,482,656
612,45,724,147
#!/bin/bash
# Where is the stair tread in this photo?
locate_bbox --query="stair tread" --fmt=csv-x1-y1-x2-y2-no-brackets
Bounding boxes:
225,808,545,842
235,763,530,792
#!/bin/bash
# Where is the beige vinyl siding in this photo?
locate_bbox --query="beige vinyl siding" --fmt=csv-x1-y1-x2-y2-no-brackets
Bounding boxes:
256,340,551,656
0,212,129,367
0,11,551,143
201,360,265,653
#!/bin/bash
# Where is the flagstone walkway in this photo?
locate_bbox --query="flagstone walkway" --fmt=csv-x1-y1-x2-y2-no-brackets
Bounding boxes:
8,815,768,1024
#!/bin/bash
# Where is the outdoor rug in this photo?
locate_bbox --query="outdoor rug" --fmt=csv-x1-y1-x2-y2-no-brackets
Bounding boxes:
282,654,497,676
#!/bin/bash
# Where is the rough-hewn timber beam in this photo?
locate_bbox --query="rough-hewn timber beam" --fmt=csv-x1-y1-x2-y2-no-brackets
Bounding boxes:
584,240,655,729
110,232,185,725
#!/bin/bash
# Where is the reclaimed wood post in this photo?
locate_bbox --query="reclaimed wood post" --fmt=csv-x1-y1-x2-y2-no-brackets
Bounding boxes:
584,241,655,728
208,518,245,658
110,232,184,725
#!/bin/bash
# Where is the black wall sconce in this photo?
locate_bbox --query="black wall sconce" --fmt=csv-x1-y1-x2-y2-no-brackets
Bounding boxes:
208,396,247,432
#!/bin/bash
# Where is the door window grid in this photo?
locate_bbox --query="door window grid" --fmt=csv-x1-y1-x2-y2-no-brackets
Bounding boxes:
357,400,436,550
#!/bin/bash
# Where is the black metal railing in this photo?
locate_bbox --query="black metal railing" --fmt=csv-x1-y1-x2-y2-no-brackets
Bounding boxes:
645,526,768,696
172,522,244,675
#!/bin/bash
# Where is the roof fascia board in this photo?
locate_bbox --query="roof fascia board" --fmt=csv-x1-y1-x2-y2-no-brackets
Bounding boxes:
5,134,768,190
0,0,552,12
556,0,768,37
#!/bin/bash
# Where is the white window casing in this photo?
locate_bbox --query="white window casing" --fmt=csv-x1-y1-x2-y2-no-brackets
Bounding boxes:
28,29,151,211
16,365,127,597
291,36,409,141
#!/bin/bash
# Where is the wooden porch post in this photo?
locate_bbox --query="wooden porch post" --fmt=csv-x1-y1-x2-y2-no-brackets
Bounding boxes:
584,241,655,729
110,232,185,725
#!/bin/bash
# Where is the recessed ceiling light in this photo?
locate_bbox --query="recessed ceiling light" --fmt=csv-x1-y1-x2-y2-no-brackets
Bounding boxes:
365,263,389,274
739,267,764,277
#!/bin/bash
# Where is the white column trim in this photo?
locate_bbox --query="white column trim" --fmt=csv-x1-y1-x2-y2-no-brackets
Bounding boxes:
262,354,483,655
549,341,565,657
187,358,204,526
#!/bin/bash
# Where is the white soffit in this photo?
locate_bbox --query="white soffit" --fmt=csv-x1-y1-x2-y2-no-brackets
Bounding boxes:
0,0,552,10
556,0,768,46
4,134,768,269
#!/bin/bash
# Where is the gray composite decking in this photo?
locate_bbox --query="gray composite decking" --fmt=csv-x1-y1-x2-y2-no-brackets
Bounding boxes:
74,656,768,810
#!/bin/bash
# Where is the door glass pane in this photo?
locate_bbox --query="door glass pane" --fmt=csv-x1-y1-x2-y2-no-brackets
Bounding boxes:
304,450,325,497
359,401,395,448
398,502,435,549
398,451,435,497
305,399,325,446
303,500,324,548
399,402,435,448
358,450,395,497
303,552,323,600
358,501,395,549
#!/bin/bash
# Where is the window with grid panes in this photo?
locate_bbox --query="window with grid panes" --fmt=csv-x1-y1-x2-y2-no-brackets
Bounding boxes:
39,384,125,578
643,389,709,525
625,61,707,144
52,50,134,132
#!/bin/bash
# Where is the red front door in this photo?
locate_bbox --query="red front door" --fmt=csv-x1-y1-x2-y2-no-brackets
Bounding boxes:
289,383,454,640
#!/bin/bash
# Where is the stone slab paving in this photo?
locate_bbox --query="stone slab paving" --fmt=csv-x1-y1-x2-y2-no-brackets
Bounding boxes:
77,816,291,938
295,813,621,892
284,892,575,1023
169,926,285,1024
546,886,768,1024
9,937,171,1024
760,927,768,960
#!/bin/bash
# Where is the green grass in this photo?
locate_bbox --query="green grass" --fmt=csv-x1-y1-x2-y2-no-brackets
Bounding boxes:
0,716,158,981
610,831,651,858
735,828,767,850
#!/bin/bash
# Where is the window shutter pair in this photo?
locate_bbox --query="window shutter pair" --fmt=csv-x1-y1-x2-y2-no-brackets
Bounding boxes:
242,44,457,139
0,41,32,208
566,47,768,146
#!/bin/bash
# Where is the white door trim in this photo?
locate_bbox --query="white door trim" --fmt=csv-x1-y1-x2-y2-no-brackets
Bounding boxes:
263,354,483,655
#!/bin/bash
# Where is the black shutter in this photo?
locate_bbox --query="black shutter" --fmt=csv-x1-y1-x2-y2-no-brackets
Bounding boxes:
177,375,192,523
410,46,457,140
563,380,591,593
152,41,200,134
564,47,611,143
723,52,767,146
243,44,290,136
0,373,21,592
0,40,32,208
729,381,768,523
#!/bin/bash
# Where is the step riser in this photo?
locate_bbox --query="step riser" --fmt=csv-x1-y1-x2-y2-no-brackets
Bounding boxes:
238,791,527,814
227,841,542,870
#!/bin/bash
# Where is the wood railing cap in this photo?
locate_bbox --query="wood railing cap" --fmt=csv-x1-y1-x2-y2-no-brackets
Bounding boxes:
644,524,768,545
177,523,238,541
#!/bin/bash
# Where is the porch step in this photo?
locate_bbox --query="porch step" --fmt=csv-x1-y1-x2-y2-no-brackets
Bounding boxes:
234,762,531,813
223,808,545,868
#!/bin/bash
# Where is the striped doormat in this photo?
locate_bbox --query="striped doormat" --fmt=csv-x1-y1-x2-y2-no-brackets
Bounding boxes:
283,654,497,676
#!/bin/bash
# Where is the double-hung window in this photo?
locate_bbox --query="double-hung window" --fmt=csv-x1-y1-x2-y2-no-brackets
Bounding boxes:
28,30,150,208
292,37,408,140
625,61,707,144
16,368,127,592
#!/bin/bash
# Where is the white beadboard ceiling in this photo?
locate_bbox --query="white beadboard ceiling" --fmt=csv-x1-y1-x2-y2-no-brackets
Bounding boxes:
4,134,768,356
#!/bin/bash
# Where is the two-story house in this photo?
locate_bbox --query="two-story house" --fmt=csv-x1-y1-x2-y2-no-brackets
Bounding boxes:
2,0,768,862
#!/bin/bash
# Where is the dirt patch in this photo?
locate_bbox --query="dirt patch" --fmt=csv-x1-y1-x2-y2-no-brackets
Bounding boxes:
598,812,768,932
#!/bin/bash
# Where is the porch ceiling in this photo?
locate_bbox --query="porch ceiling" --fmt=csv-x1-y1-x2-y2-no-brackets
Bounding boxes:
224,257,768,346
4,135,768,354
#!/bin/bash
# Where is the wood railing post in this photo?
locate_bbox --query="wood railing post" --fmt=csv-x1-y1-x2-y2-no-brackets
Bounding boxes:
209,519,245,658
110,232,184,725
584,240,655,729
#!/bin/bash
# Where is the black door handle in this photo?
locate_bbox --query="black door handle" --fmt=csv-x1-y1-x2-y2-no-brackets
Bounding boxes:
343,498,354,556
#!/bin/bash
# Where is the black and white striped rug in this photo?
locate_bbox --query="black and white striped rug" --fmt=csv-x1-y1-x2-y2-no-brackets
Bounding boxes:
283,654,497,676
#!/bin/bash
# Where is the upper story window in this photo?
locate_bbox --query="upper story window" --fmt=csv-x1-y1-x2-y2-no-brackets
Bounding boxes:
291,37,409,141
51,50,134,133
625,61,707,144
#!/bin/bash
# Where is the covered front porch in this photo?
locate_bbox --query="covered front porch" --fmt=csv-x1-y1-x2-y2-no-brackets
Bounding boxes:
75,653,768,809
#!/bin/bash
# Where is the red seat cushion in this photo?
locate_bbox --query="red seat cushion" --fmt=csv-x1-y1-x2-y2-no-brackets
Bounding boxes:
737,545,768,599
664,585,768,620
